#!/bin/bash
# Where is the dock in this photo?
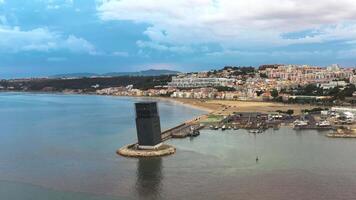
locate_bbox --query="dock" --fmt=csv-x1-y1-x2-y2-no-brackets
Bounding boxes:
293,125,334,130
161,117,205,141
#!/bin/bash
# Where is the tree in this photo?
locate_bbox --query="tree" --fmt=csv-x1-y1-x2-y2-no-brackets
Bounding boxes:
286,109,294,115
215,86,236,92
342,84,356,97
327,84,355,100
256,90,264,96
271,89,279,99
328,86,340,97
259,73,268,78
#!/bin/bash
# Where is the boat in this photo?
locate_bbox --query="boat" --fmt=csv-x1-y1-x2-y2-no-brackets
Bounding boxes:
317,121,331,127
249,129,263,134
221,125,226,131
188,130,200,137
233,126,239,130
214,125,219,130
294,120,308,126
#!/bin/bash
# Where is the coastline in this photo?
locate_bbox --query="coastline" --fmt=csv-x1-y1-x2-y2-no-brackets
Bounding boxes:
0,90,323,115
159,98,324,115
155,97,215,113
326,134,356,138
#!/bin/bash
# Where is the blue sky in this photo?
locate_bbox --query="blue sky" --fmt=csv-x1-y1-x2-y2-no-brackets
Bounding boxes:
1,0,356,78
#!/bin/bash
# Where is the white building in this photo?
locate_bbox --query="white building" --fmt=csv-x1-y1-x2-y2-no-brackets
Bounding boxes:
331,107,356,117
168,76,236,88
318,81,347,90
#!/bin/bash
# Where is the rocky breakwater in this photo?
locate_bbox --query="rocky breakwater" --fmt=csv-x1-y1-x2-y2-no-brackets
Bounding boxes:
117,144,176,157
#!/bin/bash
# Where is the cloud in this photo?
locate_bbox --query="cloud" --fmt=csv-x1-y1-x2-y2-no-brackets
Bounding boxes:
136,40,194,53
0,25,98,54
206,49,333,58
64,35,98,55
136,62,178,70
97,0,356,49
112,51,129,57
43,0,74,9
0,15,7,25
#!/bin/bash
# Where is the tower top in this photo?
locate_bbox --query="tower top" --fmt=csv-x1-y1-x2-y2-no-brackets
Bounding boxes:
135,102,159,118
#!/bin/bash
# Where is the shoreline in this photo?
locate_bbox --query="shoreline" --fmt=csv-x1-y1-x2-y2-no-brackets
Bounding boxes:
160,98,324,115
155,97,215,113
326,134,356,138
0,91,324,115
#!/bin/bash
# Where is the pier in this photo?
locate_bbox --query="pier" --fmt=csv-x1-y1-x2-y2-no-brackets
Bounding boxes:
161,117,205,141
118,120,204,157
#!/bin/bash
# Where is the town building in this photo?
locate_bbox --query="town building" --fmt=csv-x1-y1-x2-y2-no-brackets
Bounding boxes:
168,76,236,88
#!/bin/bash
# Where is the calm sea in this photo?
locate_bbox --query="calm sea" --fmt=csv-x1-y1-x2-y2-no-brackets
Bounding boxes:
1,92,356,200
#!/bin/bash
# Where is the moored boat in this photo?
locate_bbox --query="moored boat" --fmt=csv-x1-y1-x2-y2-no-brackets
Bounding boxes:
249,129,263,134
188,130,200,137
221,125,226,131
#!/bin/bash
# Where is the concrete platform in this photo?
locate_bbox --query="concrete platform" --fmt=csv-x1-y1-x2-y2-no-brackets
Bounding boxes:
117,143,176,157
326,133,356,138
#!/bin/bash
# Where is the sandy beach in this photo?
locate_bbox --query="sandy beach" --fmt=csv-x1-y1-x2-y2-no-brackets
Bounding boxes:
169,98,324,115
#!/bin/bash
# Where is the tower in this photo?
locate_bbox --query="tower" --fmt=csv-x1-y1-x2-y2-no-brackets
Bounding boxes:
135,102,162,149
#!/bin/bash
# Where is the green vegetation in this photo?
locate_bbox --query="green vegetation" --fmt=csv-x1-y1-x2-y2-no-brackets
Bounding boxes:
258,64,281,71
256,90,264,96
214,86,236,92
0,75,172,92
220,66,256,76
259,73,268,78
275,109,294,115
286,83,356,99
271,89,279,99
201,114,224,123
289,84,324,96
301,107,327,114
286,109,294,115
329,84,356,100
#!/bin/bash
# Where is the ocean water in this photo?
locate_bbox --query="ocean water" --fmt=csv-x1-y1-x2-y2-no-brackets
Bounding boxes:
1,92,356,200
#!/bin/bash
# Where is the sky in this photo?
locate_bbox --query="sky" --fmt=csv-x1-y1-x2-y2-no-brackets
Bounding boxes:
1,0,356,78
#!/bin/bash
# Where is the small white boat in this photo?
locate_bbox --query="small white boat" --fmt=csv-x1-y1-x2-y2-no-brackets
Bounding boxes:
221,125,226,131
317,121,331,127
294,120,308,126
249,129,262,134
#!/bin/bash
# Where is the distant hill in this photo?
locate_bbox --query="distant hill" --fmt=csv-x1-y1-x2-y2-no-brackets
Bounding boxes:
50,73,99,78
51,69,180,78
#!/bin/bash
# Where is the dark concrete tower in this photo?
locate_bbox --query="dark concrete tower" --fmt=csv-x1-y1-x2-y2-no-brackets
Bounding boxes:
135,102,162,149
